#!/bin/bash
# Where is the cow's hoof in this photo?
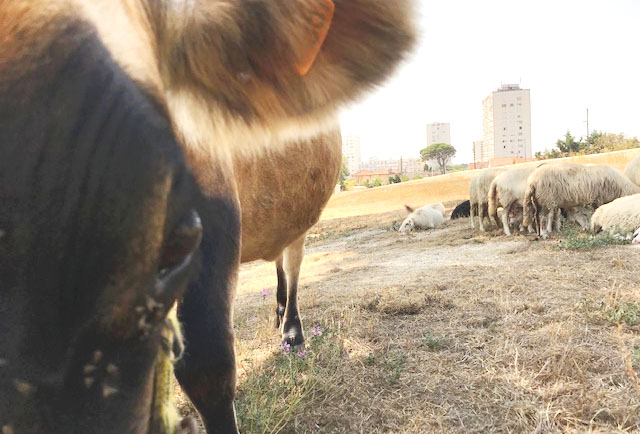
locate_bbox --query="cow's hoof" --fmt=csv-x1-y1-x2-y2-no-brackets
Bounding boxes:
282,318,304,347
275,306,285,329
176,417,199,434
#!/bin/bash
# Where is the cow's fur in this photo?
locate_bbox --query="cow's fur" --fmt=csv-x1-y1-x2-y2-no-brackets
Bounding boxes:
624,155,640,187
236,129,342,346
450,200,471,219
487,167,535,235
469,168,504,231
0,1,416,433
523,163,640,237
591,193,640,236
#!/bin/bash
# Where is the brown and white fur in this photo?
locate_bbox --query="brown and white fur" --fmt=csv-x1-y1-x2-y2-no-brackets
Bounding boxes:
1,1,416,433
235,129,342,346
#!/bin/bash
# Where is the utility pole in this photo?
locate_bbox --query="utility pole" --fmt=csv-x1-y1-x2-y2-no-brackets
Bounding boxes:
586,108,590,150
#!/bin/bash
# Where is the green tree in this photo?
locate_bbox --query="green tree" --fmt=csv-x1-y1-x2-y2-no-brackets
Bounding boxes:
555,131,583,154
372,178,382,187
393,174,402,183
339,157,350,182
420,143,456,174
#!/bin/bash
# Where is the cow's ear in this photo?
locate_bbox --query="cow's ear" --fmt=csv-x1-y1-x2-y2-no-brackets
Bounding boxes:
155,210,202,307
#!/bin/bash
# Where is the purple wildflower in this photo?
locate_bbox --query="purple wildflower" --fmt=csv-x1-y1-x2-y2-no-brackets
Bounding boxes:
310,325,324,337
280,341,291,354
260,289,270,297
340,320,345,328
296,349,309,359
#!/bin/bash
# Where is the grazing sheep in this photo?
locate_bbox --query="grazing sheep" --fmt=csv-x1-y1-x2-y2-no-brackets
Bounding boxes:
624,155,640,187
633,227,640,244
450,200,470,219
469,168,504,231
487,167,535,235
591,193,640,237
523,163,640,238
399,205,445,233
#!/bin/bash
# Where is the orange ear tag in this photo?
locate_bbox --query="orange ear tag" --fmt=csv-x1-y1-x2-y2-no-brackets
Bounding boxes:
294,0,335,76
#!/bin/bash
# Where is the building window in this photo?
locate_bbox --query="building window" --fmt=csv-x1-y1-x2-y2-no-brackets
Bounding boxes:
519,126,523,129
510,103,514,107
501,104,506,108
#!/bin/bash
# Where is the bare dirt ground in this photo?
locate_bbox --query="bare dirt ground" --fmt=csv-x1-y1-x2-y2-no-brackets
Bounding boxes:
179,205,640,434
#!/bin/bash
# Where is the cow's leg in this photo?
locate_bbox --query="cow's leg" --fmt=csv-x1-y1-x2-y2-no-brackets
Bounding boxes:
175,194,240,434
281,233,306,347
501,202,512,236
274,254,287,329
478,203,485,232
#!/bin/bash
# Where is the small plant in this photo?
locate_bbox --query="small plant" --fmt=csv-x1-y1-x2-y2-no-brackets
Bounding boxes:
557,227,629,250
605,301,640,326
422,334,446,351
235,324,345,434
382,351,407,384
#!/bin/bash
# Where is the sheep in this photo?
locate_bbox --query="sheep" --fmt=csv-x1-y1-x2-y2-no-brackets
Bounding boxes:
406,202,445,216
450,200,470,219
591,193,640,237
624,155,640,187
487,167,535,235
399,204,445,233
633,227,640,244
469,168,504,231
523,163,640,238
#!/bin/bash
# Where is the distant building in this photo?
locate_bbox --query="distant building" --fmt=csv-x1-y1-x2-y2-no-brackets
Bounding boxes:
359,157,425,175
342,134,361,177
481,84,532,164
352,169,401,185
426,122,451,146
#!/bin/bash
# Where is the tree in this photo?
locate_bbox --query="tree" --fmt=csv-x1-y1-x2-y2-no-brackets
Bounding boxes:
339,157,350,182
420,143,456,174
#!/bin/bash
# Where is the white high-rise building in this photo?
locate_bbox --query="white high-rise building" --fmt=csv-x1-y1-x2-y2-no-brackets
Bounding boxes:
341,134,361,176
481,84,532,161
426,122,451,146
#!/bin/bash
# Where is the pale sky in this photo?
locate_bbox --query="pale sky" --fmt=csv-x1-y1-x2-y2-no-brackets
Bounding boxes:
339,0,640,165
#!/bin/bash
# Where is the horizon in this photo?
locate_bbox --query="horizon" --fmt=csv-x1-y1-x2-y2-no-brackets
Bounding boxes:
339,0,640,165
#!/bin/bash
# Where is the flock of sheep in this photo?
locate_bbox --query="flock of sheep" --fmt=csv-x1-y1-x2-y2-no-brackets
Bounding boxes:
399,154,640,245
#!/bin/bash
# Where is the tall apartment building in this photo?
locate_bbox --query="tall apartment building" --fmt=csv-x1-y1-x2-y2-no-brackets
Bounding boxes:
481,84,532,162
426,122,451,146
341,134,361,176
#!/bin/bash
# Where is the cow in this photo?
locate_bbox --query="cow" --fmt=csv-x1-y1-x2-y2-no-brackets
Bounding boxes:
0,1,416,433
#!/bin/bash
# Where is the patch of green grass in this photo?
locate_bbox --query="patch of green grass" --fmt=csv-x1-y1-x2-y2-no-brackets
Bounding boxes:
605,301,640,326
422,334,446,351
557,227,629,250
235,324,345,434
576,298,640,326
382,350,407,384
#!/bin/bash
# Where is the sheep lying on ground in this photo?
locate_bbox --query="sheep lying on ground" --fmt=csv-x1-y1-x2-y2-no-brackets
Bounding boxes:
469,168,504,231
487,167,535,235
399,203,444,233
624,155,640,187
591,193,640,237
450,200,470,219
633,228,640,244
523,163,640,238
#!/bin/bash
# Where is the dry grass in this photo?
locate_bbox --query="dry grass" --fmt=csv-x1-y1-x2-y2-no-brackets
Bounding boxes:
178,207,640,434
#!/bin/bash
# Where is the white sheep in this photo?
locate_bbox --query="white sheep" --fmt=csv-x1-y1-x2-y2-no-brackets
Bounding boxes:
487,167,535,235
399,204,445,233
469,168,504,232
591,193,640,237
624,155,640,187
523,163,640,238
